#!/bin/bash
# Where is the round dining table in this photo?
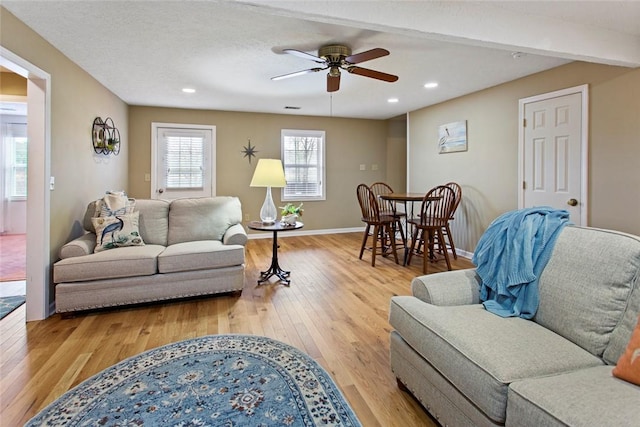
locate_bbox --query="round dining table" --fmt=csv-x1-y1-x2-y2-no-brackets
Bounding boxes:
379,192,440,265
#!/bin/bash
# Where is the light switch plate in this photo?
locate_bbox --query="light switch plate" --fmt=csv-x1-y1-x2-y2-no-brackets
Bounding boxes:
49,176,55,190
359,164,366,171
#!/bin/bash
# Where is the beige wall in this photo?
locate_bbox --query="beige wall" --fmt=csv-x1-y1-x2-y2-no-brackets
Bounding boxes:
409,62,640,253
128,107,390,230
386,115,407,192
0,70,27,95
1,7,129,301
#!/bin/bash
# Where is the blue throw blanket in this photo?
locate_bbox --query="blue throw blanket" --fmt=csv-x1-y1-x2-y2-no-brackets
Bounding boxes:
473,207,571,319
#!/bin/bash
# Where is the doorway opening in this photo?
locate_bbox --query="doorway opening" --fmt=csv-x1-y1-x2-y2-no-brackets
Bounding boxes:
1,46,52,321
0,92,27,308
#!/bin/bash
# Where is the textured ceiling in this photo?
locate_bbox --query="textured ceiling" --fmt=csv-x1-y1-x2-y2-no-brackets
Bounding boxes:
2,1,639,120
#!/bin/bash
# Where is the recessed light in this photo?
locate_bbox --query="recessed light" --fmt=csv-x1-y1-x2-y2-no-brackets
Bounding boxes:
424,82,438,89
182,88,196,93
388,98,399,103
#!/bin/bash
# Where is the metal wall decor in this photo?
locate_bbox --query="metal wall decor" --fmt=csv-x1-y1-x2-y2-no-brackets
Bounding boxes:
241,138,258,164
92,117,121,155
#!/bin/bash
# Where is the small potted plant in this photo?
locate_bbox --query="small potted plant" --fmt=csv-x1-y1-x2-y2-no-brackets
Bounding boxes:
279,202,303,225
106,137,119,152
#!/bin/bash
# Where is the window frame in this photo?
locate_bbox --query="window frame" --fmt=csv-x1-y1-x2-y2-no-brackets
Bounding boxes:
280,129,326,202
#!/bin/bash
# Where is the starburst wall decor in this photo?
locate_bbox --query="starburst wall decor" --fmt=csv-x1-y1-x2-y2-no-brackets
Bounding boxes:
241,139,258,164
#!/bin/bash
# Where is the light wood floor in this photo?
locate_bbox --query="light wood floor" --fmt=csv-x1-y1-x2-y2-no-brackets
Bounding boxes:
0,232,474,426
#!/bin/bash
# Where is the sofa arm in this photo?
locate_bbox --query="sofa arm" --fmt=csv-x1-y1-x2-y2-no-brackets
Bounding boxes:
411,268,481,306
59,232,97,259
223,223,248,246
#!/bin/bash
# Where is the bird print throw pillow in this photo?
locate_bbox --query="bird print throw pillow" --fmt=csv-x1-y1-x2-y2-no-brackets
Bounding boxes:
92,211,145,252
612,315,640,385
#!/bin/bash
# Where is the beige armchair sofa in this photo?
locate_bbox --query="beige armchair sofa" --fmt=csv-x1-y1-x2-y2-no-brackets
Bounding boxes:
389,225,640,426
53,197,247,313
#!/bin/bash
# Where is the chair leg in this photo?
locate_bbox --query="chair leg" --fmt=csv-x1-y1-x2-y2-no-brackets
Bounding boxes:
359,224,370,260
437,228,452,271
387,220,400,263
394,217,405,250
445,223,457,259
407,227,419,266
371,225,380,267
381,225,391,254
387,223,399,264
422,230,432,274
416,229,424,254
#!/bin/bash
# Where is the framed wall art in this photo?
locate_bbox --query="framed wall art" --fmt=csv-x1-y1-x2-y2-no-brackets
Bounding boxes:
438,120,467,154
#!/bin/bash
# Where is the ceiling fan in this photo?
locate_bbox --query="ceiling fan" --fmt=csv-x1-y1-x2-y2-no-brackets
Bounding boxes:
272,44,399,92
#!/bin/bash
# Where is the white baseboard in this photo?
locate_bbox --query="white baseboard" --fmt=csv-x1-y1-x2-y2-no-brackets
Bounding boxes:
455,249,474,260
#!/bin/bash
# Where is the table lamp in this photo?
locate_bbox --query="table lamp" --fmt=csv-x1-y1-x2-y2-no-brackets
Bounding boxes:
250,158,286,224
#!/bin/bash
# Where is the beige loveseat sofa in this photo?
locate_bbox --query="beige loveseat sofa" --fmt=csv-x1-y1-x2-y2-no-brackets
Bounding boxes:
54,197,247,313
389,225,640,426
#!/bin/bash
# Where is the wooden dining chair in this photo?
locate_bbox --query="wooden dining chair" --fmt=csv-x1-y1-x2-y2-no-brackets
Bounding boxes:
407,185,456,274
442,182,462,259
356,184,399,267
370,182,406,246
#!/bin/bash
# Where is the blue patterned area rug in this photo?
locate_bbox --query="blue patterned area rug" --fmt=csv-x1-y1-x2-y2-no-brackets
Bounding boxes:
0,295,25,320
26,334,362,426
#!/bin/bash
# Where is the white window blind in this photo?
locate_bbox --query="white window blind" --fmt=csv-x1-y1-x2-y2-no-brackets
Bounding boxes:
281,129,325,201
4,123,28,199
163,131,204,190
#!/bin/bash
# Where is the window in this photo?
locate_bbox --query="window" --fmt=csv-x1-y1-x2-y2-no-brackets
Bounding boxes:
164,132,204,189
151,123,215,200
281,129,325,201
4,123,27,200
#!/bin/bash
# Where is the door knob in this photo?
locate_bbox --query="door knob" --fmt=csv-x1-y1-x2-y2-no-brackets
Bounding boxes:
567,198,578,206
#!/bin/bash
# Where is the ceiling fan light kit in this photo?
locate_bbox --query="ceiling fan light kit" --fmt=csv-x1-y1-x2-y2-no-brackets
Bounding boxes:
272,44,398,92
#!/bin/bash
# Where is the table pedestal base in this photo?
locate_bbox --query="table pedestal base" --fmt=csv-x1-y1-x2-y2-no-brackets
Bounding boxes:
258,264,291,286
257,230,291,286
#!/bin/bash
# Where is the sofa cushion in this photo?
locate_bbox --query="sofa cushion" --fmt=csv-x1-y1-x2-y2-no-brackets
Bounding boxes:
534,226,640,358
84,199,170,246
135,199,170,246
167,197,242,245
53,245,165,283
158,241,245,273
389,297,603,424
507,366,640,427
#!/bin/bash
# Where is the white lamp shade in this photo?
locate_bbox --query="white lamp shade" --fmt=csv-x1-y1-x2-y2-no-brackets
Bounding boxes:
250,159,286,188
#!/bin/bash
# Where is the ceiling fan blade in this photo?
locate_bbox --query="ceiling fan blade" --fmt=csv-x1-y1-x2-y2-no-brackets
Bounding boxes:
345,48,389,64
347,66,398,82
283,49,325,64
327,73,340,92
271,67,324,81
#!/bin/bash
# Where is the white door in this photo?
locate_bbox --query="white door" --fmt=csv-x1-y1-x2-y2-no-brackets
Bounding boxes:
152,123,215,200
519,85,588,225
